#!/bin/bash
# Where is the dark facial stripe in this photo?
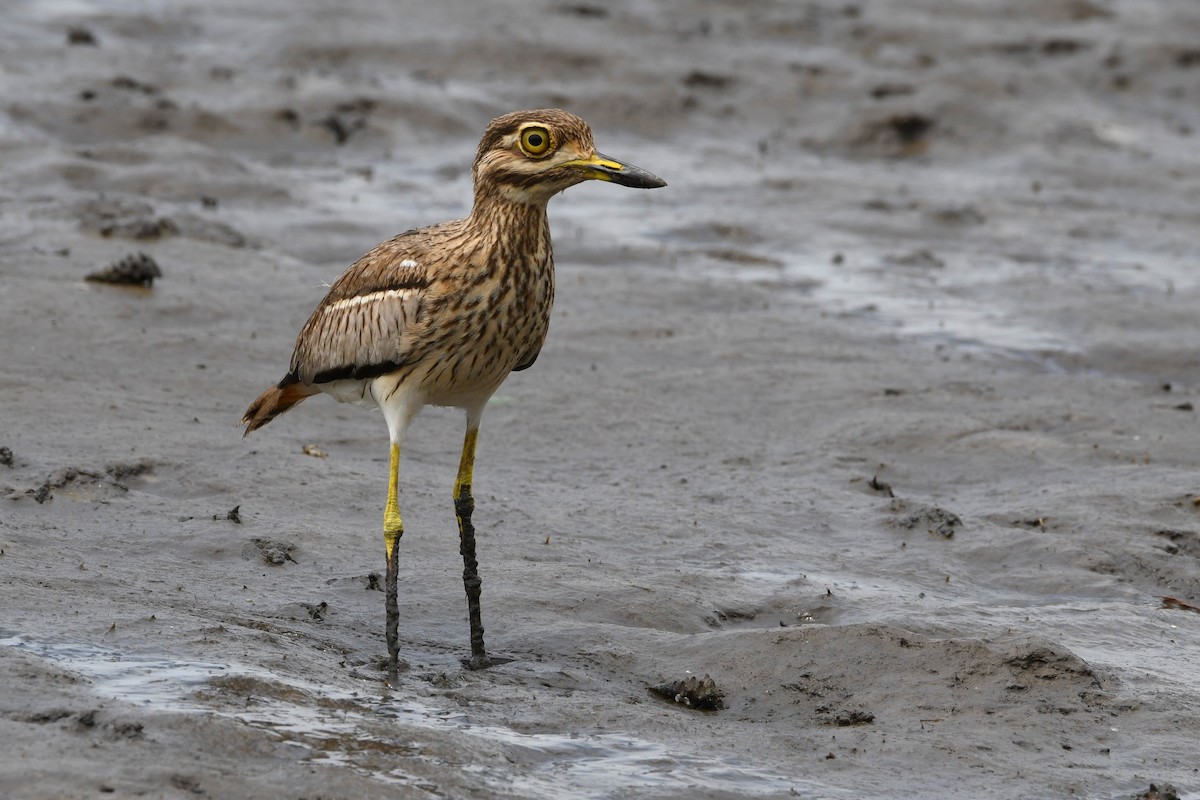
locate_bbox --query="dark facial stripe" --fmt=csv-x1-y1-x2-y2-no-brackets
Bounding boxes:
488,166,576,190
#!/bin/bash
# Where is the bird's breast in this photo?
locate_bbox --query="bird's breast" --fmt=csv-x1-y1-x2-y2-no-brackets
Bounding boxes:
417,251,555,404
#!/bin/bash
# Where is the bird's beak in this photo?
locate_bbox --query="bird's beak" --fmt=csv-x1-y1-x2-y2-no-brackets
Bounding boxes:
566,153,667,189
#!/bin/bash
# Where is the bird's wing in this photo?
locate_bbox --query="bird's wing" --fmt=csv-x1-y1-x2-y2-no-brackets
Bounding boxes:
288,236,436,386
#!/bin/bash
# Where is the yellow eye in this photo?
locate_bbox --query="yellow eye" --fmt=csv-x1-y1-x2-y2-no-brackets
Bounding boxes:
518,126,552,158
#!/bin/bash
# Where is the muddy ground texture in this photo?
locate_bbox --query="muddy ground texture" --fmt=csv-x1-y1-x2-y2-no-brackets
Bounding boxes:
3,1,1200,798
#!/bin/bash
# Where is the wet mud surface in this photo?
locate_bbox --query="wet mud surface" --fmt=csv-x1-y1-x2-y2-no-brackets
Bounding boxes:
3,1,1200,798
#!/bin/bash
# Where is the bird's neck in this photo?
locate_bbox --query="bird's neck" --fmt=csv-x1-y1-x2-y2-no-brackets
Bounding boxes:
466,192,551,254
469,190,548,226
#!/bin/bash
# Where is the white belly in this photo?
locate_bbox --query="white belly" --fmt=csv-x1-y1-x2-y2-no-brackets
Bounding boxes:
318,364,501,419
319,378,379,408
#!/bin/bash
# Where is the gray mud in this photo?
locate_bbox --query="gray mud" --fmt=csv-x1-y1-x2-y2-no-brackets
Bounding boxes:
3,1,1200,798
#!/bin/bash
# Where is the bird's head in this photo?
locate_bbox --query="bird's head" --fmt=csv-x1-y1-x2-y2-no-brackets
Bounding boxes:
472,108,666,205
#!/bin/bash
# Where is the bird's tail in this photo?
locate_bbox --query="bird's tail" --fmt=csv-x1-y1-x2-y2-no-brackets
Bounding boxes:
241,378,317,436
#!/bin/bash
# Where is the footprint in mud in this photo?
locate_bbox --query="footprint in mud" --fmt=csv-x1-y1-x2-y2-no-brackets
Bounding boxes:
273,601,328,622
1003,644,1104,694
826,708,875,727
324,574,383,592
22,461,153,503
78,196,246,247
891,503,962,539
79,196,177,240
20,707,145,740
242,538,297,566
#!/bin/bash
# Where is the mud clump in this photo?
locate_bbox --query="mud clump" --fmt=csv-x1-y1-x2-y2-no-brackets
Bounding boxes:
650,674,725,711
66,26,97,46
86,252,162,287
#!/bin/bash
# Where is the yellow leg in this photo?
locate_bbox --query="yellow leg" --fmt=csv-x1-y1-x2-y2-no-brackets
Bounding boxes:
454,427,478,504
384,442,403,558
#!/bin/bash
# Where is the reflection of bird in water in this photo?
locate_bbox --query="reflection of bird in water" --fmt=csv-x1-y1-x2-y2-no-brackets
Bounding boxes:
242,109,666,671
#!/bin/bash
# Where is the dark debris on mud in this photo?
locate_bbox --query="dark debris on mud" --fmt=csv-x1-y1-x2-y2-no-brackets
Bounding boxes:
66,26,97,46
319,98,376,145
867,475,894,497
212,505,242,524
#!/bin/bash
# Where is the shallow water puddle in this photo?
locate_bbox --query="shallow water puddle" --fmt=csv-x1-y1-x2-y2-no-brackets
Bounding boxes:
0,633,231,710
1,632,834,798
378,702,812,798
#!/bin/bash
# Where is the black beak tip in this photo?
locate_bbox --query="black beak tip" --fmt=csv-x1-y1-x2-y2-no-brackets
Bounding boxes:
612,165,667,190
593,153,667,189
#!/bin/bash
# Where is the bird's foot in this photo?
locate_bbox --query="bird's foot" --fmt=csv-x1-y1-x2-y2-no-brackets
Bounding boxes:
462,653,512,671
377,654,411,674
463,653,493,671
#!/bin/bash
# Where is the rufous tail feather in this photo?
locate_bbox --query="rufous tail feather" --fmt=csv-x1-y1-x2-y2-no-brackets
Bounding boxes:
241,380,317,436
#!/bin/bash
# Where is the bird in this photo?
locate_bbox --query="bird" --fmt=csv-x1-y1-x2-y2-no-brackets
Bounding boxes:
241,108,666,672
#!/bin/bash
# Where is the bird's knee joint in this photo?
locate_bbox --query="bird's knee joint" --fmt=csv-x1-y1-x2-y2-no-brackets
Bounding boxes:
384,523,404,559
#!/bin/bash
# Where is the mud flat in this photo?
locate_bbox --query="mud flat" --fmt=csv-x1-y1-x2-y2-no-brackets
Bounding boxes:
2,1,1200,798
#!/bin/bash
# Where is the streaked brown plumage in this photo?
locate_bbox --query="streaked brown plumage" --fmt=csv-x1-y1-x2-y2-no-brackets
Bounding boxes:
241,109,665,672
